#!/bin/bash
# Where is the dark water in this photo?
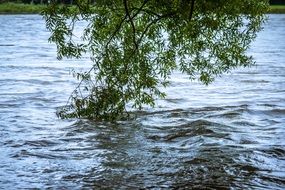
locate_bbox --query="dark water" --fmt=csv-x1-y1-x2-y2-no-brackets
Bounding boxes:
0,15,284,189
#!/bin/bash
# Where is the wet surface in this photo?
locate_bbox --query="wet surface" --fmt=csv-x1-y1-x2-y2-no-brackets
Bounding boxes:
0,15,284,189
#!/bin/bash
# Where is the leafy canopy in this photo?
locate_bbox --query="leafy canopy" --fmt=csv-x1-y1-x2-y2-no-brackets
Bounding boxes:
43,0,268,121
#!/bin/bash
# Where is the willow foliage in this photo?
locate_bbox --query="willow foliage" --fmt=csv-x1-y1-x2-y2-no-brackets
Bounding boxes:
43,0,268,121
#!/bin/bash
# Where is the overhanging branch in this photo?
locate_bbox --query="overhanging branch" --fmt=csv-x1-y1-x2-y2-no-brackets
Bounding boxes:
123,0,138,49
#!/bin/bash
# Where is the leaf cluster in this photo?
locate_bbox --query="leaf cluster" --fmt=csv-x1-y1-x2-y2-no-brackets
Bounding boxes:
43,0,268,121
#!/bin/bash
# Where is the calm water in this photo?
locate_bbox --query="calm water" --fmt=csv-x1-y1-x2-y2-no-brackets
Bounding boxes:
0,15,284,189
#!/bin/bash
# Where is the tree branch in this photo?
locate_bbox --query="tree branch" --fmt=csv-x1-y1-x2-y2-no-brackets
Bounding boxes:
131,0,149,19
131,7,160,17
137,12,176,45
105,14,128,49
123,0,138,49
189,0,195,21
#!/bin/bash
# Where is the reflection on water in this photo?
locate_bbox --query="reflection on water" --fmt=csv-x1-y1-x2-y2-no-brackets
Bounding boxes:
0,15,284,189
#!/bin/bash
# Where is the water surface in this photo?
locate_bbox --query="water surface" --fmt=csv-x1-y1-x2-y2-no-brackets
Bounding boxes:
0,15,284,189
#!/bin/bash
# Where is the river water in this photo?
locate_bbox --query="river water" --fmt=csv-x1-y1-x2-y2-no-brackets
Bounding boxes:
0,15,284,189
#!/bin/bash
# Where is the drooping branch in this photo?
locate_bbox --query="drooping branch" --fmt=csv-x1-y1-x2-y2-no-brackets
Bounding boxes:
43,0,268,120
63,1,153,113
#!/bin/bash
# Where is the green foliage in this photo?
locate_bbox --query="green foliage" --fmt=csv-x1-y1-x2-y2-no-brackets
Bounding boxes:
0,2,45,14
43,0,269,121
269,5,285,13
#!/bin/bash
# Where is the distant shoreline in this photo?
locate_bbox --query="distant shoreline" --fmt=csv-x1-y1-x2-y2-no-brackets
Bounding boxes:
0,3,285,14
269,5,285,13
0,3,45,14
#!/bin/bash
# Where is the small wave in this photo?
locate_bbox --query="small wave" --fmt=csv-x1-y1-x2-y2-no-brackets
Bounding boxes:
260,147,285,158
268,109,285,115
164,98,187,104
206,111,241,119
231,121,257,127
260,175,285,187
23,139,60,147
239,138,259,145
147,120,230,142
241,79,270,83
0,44,14,47
184,157,209,164
11,150,67,159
